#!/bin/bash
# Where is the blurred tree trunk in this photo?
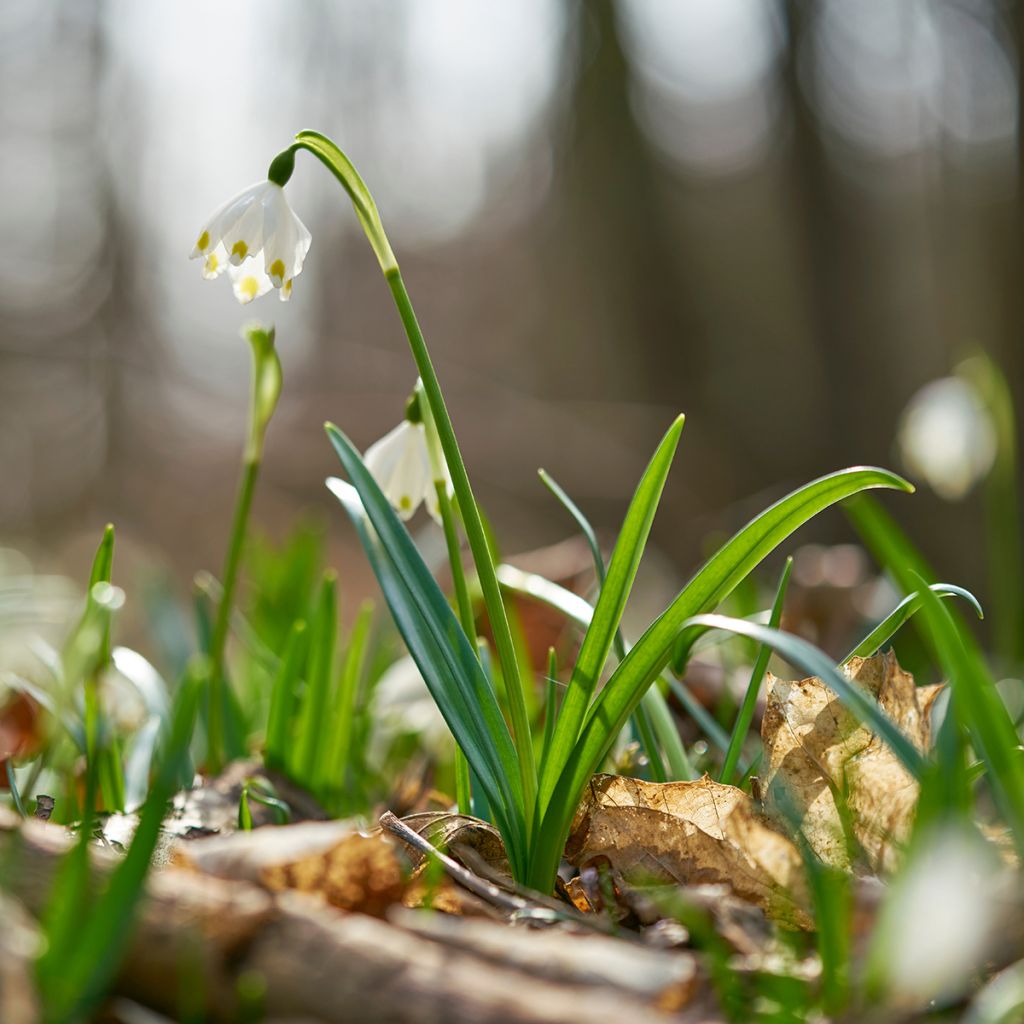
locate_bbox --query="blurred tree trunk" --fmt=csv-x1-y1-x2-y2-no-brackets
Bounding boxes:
781,0,865,457
540,0,702,403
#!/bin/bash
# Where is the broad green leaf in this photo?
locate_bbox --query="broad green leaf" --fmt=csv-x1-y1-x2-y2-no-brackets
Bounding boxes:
329,476,527,873
324,429,528,873
527,466,911,890
540,415,684,806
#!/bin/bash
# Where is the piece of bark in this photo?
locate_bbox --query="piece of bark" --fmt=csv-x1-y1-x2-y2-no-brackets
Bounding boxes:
0,805,716,1023
261,830,409,918
0,893,41,1024
392,908,698,1009
174,818,363,883
246,891,693,1024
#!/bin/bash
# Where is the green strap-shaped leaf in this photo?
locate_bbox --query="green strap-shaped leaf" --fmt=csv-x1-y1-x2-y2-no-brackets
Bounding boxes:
538,415,684,807
720,556,793,785
840,583,983,665
325,424,528,867
328,477,527,874
264,618,307,774
526,465,911,889
848,495,1024,852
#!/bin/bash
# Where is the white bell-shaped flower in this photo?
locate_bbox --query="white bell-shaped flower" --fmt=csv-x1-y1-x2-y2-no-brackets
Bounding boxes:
364,420,450,523
191,181,311,303
898,377,996,500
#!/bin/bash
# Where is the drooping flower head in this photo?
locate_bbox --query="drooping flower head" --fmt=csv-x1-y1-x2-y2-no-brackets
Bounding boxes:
191,179,311,304
364,390,452,524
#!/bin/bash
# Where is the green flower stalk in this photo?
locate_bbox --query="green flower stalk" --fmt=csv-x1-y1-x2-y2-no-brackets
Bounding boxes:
264,132,538,818
363,382,481,813
198,132,914,893
207,323,282,773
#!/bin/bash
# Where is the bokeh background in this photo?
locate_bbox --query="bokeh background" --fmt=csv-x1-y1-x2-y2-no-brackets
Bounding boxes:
1,0,1021,629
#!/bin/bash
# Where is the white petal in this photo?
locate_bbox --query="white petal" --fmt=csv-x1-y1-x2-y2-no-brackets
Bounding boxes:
364,422,431,520
227,250,273,305
200,242,230,280
262,186,312,289
190,181,269,259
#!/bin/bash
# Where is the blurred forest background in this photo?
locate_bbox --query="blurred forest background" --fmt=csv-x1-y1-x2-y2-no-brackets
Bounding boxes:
1,0,1021,633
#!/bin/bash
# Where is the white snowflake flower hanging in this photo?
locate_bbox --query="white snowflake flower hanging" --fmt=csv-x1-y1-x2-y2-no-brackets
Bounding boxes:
191,181,311,304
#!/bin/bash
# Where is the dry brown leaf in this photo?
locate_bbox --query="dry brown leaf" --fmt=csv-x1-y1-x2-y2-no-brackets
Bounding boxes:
261,831,408,917
402,873,503,918
401,811,512,878
0,692,44,786
760,650,940,873
566,773,811,929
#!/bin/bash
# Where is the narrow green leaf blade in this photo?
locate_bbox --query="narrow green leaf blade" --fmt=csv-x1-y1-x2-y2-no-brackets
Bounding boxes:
840,583,983,665
324,449,528,874
539,416,684,805
721,556,793,784
848,495,1024,849
264,618,307,773
528,465,911,888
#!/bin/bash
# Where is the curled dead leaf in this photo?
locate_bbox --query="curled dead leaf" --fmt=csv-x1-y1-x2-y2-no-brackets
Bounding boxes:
400,811,511,878
566,773,811,929
760,651,939,873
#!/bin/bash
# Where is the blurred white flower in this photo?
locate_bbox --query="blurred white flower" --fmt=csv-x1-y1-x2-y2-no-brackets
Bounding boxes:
876,826,1001,1006
191,181,311,304
370,655,452,765
898,377,996,500
365,420,450,523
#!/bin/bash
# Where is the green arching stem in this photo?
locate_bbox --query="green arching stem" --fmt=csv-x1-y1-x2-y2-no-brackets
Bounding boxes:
436,481,475,814
207,325,281,775
207,457,259,775
388,272,537,819
280,133,538,818
421,379,478,814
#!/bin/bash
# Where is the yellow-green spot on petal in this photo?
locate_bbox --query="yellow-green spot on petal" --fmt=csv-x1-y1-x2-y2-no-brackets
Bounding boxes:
268,258,286,285
399,495,412,512
203,253,220,279
231,240,249,262
197,230,210,252
239,277,259,302
282,279,293,299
